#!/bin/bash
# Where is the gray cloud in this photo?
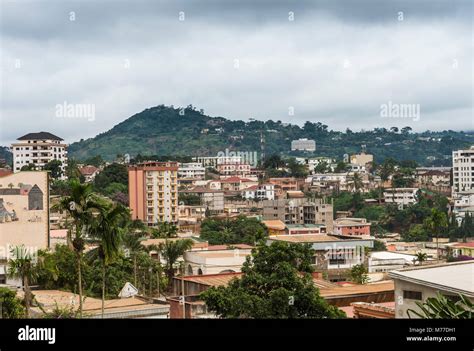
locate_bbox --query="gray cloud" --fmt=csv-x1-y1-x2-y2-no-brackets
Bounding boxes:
0,0,472,145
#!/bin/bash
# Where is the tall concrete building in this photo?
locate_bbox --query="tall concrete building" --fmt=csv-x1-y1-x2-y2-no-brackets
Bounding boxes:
452,146,474,195
12,132,67,178
452,146,474,219
262,198,333,233
128,162,179,225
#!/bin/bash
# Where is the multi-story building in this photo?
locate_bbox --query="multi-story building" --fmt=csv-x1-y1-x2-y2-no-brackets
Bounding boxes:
128,162,179,225
452,147,474,219
216,163,251,177
333,218,371,238
291,138,316,152
262,198,333,233
452,146,474,195
181,187,225,213
192,155,242,168
350,152,373,167
383,188,419,207
12,132,67,179
178,162,206,179
242,184,275,201
220,177,258,192
0,171,50,285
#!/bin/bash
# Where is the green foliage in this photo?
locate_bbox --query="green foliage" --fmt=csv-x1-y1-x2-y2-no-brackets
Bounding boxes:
201,242,346,318
371,240,387,252
151,222,178,238
200,216,268,245
0,287,25,318
44,160,64,179
287,158,308,178
349,264,369,284
178,193,201,206
93,163,128,193
407,293,474,319
84,155,105,167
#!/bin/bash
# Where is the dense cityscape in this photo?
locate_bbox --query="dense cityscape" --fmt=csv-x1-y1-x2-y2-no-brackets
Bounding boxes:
0,128,473,320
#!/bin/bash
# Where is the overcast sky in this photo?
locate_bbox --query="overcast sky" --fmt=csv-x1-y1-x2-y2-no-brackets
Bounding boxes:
0,0,472,145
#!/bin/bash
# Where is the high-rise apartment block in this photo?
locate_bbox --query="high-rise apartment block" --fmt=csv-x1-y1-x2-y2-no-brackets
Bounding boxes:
12,132,67,178
128,162,179,225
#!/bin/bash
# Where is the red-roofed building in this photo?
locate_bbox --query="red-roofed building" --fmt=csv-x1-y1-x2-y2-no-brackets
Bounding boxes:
220,177,258,191
79,165,100,182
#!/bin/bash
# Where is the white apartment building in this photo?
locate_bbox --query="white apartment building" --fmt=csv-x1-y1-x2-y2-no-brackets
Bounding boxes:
243,184,275,200
12,132,67,179
452,146,474,195
383,188,419,207
178,162,206,179
291,138,316,152
216,163,251,177
193,155,242,168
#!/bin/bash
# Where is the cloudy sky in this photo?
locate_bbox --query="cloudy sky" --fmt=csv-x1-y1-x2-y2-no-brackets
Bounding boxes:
0,0,472,145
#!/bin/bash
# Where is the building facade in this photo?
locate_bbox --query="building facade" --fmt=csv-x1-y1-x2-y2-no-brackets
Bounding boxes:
333,218,371,238
128,162,179,225
178,162,206,179
262,198,334,233
291,138,316,152
12,132,67,179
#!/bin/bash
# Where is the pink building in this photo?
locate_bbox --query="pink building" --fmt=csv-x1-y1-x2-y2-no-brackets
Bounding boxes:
333,218,371,237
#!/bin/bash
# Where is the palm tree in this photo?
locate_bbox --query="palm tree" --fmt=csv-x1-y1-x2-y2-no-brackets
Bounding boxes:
87,204,129,318
52,179,104,318
159,239,194,289
122,220,148,287
414,251,428,266
7,246,41,318
350,172,363,192
407,292,473,319
424,208,448,263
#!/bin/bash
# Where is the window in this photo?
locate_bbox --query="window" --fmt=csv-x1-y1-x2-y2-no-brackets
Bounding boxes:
403,290,422,300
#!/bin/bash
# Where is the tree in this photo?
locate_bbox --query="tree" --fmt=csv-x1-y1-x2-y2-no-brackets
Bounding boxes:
84,155,105,168
349,264,369,284
122,227,148,287
349,172,363,192
93,163,128,193
424,208,448,262
414,251,428,266
52,179,105,317
0,287,25,318
334,161,349,173
159,239,193,288
314,161,329,174
201,242,345,318
287,158,308,178
200,216,268,245
87,204,129,318
44,160,64,179
151,222,178,238
7,246,41,318
407,293,473,319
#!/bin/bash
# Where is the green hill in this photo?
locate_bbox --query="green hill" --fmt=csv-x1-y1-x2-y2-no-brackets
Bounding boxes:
47,104,474,166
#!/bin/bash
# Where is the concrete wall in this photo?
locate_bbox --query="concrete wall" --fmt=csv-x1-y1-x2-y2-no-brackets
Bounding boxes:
393,279,474,318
